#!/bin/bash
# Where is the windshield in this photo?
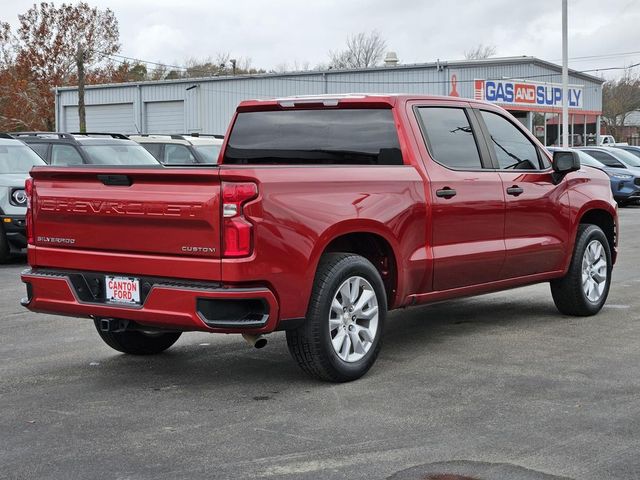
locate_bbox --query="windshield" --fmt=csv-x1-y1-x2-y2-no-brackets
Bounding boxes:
0,144,46,174
610,148,640,167
193,144,221,164
620,147,640,160
581,149,626,168
81,144,160,165
576,151,606,168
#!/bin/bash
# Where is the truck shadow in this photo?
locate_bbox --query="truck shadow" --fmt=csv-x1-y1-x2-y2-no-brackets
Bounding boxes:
1,253,28,265
82,292,560,389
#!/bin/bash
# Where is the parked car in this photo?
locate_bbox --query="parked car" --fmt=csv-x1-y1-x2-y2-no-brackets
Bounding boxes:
13,132,160,166
0,134,46,262
549,147,640,206
21,94,618,382
130,134,223,165
579,146,640,170
600,135,617,145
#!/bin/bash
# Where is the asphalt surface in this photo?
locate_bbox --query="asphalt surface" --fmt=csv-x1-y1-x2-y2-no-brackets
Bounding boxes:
1,207,640,480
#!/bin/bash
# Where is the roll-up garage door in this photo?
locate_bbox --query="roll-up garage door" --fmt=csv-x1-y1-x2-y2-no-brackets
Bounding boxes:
145,101,185,133
63,104,136,133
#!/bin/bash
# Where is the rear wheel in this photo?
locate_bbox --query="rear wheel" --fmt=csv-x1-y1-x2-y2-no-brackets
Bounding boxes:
93,319,182,355
551,224,612,316
286,253,386,382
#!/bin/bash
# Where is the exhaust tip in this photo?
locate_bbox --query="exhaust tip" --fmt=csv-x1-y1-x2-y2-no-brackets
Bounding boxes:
242,333,268,349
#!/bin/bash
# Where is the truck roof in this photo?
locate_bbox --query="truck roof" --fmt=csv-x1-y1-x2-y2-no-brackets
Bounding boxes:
237,93,498,111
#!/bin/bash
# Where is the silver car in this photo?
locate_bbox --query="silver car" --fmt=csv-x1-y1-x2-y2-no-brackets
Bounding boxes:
0,136,46,262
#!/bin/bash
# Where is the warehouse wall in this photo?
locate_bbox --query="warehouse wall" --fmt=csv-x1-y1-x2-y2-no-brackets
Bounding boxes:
56,59,603,135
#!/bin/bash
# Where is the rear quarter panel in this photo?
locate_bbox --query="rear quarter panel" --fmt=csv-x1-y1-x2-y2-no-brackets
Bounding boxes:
219,165,428,320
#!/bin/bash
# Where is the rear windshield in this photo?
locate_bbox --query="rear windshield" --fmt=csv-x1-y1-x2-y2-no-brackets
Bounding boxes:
0,144,46,174
223,109,403,165
80,145,160,165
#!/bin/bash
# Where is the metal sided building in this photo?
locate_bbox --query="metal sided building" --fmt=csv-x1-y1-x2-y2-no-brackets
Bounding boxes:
55,56,604,146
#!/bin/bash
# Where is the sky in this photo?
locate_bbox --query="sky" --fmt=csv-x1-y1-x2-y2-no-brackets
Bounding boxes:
2,0,640,78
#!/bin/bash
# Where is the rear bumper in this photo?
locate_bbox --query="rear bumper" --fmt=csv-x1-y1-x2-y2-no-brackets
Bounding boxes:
20,268,280,334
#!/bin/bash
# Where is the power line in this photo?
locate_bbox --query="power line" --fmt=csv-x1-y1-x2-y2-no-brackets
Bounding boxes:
98,51,638,87
551,49,640,62
100,52,234,77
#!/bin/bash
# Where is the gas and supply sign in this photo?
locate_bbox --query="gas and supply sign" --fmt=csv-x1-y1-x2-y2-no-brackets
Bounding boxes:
474,79,583,108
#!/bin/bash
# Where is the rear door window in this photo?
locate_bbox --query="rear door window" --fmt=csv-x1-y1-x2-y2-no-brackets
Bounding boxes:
223,109,403,165
164,145,197,164
141,143,162,161
27,143,49,161
51,144,84,165
416,107,483,169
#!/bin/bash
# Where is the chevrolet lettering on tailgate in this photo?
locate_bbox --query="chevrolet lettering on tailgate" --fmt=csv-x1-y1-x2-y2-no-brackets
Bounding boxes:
39,198,205,218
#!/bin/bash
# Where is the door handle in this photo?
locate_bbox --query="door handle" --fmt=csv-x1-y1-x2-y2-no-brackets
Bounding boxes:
436,187,457,198
506,186,524,196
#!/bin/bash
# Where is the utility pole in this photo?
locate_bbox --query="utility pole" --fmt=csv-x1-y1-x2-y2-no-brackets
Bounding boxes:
76,45,86,133
561,0,569,147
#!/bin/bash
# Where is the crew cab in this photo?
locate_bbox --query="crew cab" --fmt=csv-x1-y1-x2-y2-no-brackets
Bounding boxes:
21,94,618,382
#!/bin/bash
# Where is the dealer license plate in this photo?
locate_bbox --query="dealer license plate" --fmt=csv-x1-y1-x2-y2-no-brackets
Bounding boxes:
105,276,141,305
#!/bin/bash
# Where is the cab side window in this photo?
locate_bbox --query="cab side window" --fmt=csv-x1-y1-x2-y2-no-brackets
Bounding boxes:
416,107,483,169
480,110,541,170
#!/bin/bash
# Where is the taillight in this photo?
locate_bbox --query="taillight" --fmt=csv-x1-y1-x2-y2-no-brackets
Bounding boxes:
222,182,258,257
24,177,34,245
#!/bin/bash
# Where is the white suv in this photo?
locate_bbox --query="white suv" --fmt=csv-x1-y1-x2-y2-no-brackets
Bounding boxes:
0,135,47,262
130,134,223,165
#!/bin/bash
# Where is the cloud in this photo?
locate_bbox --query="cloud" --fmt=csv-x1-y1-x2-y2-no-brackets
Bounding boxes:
3,0,639,78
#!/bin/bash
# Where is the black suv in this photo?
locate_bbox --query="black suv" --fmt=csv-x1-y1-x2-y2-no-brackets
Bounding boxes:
13,132,160,166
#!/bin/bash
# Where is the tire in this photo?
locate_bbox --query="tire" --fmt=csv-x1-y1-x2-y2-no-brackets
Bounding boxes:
551,224,612,316
93,319,182,355
286,253,387,382
0,228,10,263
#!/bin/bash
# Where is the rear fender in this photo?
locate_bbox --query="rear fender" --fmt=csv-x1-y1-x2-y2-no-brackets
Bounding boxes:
307,220,405,309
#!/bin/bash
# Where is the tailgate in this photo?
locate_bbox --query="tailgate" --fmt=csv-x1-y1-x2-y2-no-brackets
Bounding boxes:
30,167,221,259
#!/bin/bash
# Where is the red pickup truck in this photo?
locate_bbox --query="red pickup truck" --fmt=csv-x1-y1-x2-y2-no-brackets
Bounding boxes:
21,94,618,382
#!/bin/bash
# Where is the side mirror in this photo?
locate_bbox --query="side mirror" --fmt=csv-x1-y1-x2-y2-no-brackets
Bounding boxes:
552,150,581,184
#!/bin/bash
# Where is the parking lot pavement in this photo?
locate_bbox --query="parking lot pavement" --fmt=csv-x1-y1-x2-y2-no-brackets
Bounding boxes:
1,208,640,480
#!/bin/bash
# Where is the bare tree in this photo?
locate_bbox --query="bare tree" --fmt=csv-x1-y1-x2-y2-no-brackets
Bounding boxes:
464,44,497,60
272,60,311,73
329,31,387,69
147,63,168,81
7,2,120,129
602,69,640,140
